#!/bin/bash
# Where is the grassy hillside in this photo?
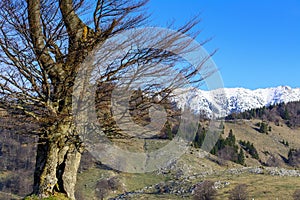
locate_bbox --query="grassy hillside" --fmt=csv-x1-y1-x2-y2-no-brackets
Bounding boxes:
74,147,300,199
224,119,300,167
73,119,300,199
1,117,300,199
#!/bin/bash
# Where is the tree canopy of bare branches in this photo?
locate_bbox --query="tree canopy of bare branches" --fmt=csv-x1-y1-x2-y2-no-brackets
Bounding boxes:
0,0,215,199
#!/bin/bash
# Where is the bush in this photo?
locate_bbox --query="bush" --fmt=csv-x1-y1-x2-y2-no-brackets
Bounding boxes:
239,140,259,160
293,189,300,200
193,180,217,200
237,149,245,165
217,146,238,163
229,184,248,200
288,149,300,167
95,177,121,200
0,170,33,196
259,122,268,133
265,155,281,167
210,130,241,165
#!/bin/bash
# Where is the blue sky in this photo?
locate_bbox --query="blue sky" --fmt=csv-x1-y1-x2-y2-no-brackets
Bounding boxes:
147,0,300,89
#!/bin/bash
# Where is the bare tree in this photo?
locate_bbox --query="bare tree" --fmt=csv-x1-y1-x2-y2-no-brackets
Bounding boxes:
229,184,248,200
0,0,214,199
193,180,217,200
95,177,120,200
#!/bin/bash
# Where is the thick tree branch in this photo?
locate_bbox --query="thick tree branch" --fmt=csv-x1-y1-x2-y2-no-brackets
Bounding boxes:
59,0,86,43
27,0,54,66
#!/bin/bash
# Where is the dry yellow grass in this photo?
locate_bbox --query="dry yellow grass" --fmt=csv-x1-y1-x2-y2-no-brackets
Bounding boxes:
208,173,300,200
224,119,300,167
74,119,300,199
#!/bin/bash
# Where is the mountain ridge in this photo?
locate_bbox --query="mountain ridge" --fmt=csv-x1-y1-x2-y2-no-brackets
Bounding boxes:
174,85,300,117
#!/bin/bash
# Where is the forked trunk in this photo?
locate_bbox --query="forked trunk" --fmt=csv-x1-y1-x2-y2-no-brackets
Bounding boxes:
33,121,83,200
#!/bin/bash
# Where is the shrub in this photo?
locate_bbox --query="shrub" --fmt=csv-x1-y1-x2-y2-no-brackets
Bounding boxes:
259,122,268,133
293,189,300,200
288,149,300,167
229,184,248,200
265,155,282,167
237,149,245,165
95,177,121,200
210,130,241,164
217,146,238,163
193,180,217,200
0,170,33,196
239,140,259,160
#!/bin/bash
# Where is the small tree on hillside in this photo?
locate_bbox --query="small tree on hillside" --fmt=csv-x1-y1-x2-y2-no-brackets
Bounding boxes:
217,146,238,163
229,184,248,200
259,122,268,133
293,189,300,200
283,107,291,120
193,125,206,148
165,121,173,140
237,149,245,165
226,129,236,146
288,149,300,167
193,180,217,200
95,177,121,200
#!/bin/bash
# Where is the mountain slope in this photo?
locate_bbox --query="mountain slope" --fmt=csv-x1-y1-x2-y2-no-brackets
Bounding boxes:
1,113,300,199
226,100,300,128
174,86,300,117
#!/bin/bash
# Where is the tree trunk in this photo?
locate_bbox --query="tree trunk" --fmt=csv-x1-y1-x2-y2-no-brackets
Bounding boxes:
33,120,83,200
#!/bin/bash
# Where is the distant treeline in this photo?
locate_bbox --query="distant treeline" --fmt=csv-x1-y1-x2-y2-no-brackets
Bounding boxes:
225,101,300,128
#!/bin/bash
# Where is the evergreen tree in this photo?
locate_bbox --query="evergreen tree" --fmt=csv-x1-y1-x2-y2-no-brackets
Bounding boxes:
283,107,291,120
226,129,236,146
193,125,206,148
286,141,289,147
249,143,259,159
239,140,259,160
165,121,173,140
219,121,225,130
217,137,226,150
237,149,245,165
259,122,268,133
210,146,217,155
210,131,241,164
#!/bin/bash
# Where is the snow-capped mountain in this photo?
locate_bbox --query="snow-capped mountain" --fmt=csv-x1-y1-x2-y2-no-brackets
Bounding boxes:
173,86,300,118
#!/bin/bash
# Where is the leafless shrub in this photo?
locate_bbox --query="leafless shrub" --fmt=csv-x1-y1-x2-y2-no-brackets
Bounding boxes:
217,146,238,163
193,180,217,200
288,149,300,167
229,184,248,200
265,155,282,167
95,177,121,200
293,189,300,200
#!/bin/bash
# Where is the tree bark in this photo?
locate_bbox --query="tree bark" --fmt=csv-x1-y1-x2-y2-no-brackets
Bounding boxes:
33,120,82,200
